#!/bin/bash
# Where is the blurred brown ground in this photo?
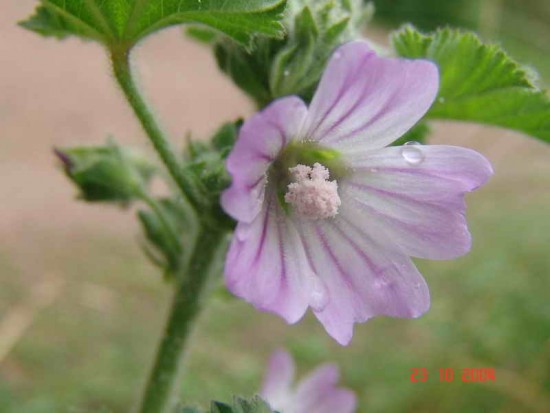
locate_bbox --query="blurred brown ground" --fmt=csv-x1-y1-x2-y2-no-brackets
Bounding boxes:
0,1,253,282
0,0,549,397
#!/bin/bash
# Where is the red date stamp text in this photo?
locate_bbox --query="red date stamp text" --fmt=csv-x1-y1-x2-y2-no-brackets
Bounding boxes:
410,368,496,383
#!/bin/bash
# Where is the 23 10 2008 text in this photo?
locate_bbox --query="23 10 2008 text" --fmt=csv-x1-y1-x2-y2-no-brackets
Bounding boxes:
410,368,496,383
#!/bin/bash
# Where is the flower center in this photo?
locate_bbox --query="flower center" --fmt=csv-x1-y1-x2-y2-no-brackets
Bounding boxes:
284,163,341,220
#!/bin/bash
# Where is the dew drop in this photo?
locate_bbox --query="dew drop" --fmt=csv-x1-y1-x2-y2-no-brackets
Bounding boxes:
283,69,290,77
401,141,425,166
333,52,342,60
438,96,445,103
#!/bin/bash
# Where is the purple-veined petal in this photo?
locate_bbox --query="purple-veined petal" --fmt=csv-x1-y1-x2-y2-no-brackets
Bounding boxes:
343,145,493,259
225,193,314,324
302,41,438,153
294,216,430,345
222,96,308,223
261,349,296,408
293,364,357,413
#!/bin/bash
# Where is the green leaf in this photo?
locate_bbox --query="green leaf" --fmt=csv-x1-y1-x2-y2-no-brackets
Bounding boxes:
393,26,550,143
18,5,80,40
185,26,218,44
20,0,287,48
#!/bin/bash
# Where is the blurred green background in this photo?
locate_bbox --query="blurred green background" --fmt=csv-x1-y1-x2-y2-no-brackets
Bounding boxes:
0,1,549,412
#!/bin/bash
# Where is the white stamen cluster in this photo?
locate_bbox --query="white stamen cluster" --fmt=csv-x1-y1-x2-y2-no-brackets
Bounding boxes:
284,163,341,220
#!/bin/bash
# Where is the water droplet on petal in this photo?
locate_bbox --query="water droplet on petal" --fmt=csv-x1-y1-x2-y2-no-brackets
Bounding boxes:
401,142,425,166
369,167,379,173
333,52,342,60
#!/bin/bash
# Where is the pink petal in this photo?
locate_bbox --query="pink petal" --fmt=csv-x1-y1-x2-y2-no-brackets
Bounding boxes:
344,145,493,259
303,41,438,153
224,193,311,324
222,96,308,223
261,349,295,405
295,364,339,397
309,389,357,413
294,364,357,413
295,216,430,345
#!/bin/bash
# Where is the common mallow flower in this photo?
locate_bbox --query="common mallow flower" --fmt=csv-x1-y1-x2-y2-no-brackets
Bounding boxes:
222,41,493,345
261,350,356,413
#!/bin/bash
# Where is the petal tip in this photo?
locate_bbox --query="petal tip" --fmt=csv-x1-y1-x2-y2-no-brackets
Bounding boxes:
326,323,355,346
410,293,431,318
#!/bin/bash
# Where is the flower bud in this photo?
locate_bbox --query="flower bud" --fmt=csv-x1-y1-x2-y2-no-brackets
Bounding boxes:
55,141,155,203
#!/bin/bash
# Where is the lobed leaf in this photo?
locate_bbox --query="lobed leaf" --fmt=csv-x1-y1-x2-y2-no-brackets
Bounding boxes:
393,26,550,143
20,0,287,48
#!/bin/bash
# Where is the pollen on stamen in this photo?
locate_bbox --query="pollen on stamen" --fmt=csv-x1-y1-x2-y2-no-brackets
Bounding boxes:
284,163,341,220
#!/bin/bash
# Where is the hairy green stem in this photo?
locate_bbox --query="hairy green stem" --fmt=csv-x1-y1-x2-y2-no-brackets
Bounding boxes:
111,47,204,211
139,228,226,413
110,45,226,412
